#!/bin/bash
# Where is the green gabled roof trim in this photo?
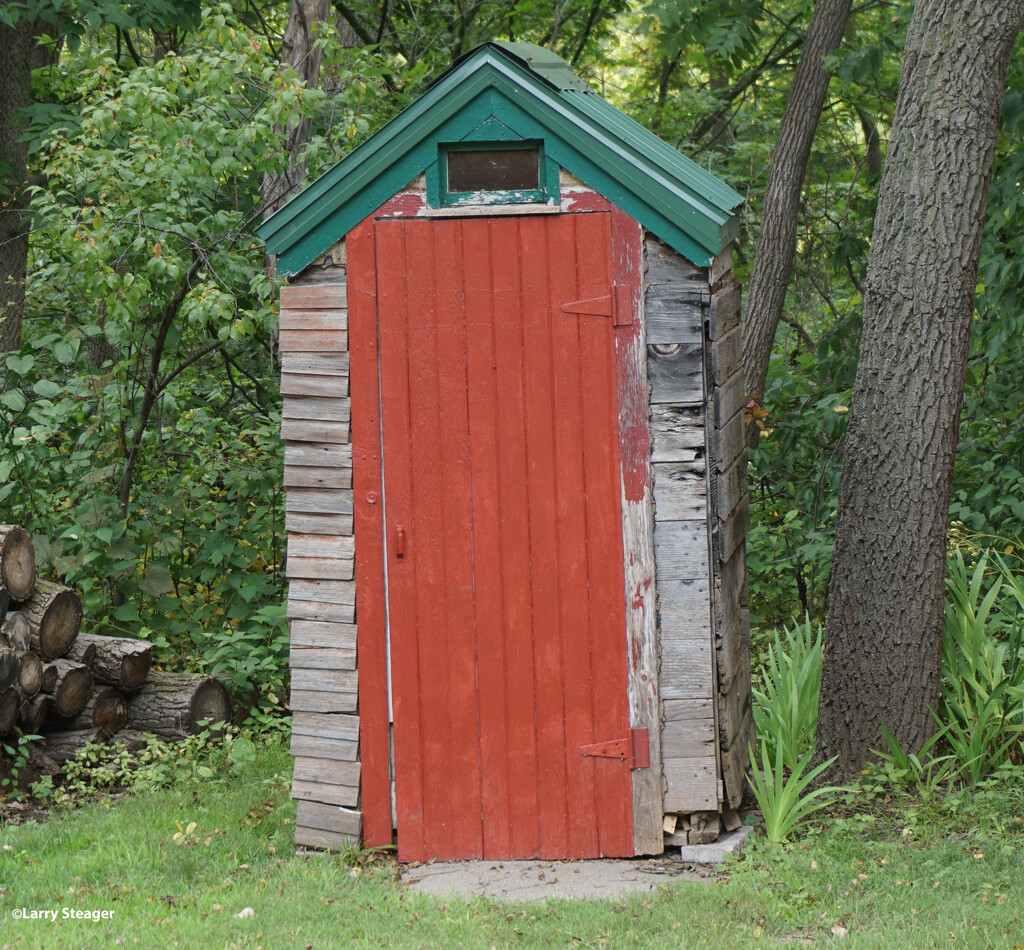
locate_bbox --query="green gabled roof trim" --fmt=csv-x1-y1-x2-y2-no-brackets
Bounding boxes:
258,43,743,276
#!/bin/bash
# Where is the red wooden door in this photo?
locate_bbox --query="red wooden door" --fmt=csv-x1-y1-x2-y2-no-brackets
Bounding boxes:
375,212,633,861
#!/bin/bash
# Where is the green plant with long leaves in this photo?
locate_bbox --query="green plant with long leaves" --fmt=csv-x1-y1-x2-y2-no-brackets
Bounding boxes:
871,721,956,798
747,742,845,843
752,617,823,769
939,552,1024,783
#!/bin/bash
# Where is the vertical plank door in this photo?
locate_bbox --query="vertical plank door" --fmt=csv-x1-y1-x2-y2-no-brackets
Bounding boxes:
374,212,635,861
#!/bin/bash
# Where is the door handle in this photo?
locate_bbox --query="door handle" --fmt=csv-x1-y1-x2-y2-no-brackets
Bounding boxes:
395,524,406,558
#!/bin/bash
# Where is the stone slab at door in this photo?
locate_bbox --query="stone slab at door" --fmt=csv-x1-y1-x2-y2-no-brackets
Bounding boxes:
360,211,640,861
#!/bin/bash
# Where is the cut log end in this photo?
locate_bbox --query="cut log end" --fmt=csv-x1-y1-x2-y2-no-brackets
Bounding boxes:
17,651,43,698
1,612,30,652
126,672,231,738
22,581,83,660
44,660,93,718
0,526,36,601
73,633,153,690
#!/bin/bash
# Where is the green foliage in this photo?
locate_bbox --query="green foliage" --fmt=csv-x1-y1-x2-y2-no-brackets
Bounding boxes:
747,742,844,844
55,725,267,798
870,722,955,799
1,732,42,801
751,617,823,769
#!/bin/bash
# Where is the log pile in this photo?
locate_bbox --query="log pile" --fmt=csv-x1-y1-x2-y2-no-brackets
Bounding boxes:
0,524,231,764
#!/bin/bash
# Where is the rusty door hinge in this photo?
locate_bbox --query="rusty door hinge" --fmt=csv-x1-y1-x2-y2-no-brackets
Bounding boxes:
578,727,649,769
562,284,633,328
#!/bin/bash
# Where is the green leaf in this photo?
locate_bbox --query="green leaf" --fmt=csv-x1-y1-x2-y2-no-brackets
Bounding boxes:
5,354,34,375
139,563,174,596
1,390,26,411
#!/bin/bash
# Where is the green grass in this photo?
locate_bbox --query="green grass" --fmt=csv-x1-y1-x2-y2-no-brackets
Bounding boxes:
1,742,1023,949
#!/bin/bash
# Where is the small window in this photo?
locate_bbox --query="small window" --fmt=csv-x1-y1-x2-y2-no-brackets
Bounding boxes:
447,148,540,193
440,143,549,207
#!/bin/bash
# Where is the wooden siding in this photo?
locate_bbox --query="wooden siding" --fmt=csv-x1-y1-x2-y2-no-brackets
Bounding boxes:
706,277,753,810
644,237,720,814
280,252,362,850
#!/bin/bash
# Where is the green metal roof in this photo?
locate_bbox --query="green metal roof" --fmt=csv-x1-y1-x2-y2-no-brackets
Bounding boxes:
258,42,744,275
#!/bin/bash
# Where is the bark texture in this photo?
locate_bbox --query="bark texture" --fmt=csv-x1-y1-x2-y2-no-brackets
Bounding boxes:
741,0,852,423
0,22,35,351
261,0,332,217
818,0,1024,775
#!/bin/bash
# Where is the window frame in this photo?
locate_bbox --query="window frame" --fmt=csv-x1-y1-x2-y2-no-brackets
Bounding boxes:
433,141,559,208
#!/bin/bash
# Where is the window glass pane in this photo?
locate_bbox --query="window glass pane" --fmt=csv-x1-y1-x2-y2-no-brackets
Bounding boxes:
447,148,540,193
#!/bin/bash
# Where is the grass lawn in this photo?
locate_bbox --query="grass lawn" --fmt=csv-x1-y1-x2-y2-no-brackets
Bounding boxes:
1,740,1023,949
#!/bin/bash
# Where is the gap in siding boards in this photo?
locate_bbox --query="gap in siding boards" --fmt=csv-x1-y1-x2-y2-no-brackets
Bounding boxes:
644,234,719,814
281,262,360,834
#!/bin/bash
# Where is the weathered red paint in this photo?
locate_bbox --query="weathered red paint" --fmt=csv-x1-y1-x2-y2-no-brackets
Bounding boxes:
349,219,392,849
349,189,650,862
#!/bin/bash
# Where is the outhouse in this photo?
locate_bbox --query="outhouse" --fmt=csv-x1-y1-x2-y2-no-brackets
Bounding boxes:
258,42,753,861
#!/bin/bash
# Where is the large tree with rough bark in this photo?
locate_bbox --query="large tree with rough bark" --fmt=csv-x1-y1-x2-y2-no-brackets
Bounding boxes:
817,0,1024,775
741,0,852,429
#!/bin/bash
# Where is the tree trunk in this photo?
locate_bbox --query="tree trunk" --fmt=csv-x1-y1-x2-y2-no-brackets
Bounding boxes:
0,588,7,629
18,579,82,659
0,525,36,600
817,0,1024,775
741,0,853,430
71,632,152,690
0,22,35,352
260,0,332,218
42,658,93,717
125,672,230,737
50,686,126,737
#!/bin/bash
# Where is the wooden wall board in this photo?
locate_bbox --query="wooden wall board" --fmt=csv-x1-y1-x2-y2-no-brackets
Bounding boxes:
290,689,357,713
279,329,349,353
295,800,361,837
281,284,347,309
294,824,361,850
711,407,745,474
282,397,351,422
647,344,703,406
285,511,353,536
661,716,716,759
653,521,709,578
282,353,351,377
280,419,350,444
290,733,358,761
285,557,355,581
284,441,353,469
292,779,359,808
650,406,705,463
288,535,354,560
280,373,349,398
652,462,707,521
289,619,356,650
662,758,719,811
283,467,351,490
293,755,360,786
279,309,348,331
290,645,356,670
287,599,355,623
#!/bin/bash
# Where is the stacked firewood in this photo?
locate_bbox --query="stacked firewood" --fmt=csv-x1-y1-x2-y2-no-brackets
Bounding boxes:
0,524,231,763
